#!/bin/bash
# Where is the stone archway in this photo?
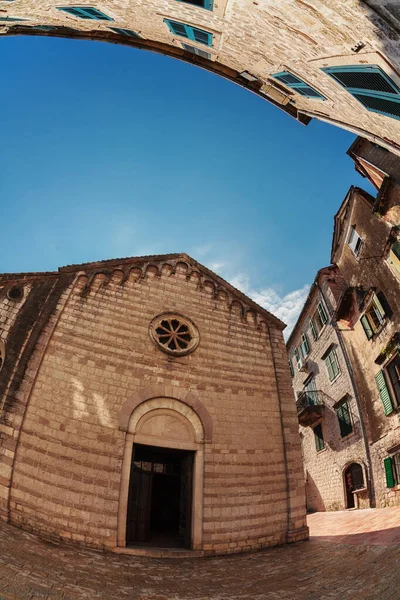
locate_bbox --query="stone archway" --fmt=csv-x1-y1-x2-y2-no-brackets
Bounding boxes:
117,388,211,551
3,1,400,154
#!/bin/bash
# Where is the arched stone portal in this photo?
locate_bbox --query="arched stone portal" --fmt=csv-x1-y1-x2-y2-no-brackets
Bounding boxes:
2,1,400,153
117,394,207,551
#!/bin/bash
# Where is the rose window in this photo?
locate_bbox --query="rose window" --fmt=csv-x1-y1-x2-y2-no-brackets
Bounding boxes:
150,313,199,356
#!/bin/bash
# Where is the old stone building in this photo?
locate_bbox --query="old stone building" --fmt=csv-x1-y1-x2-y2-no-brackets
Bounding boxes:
2,1,400,153
289,137,400,513
286,267,371,512
0,253,307,555
333,163,400,508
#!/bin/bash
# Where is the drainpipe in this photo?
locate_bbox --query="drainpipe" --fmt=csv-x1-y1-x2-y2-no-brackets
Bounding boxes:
316,281,376,508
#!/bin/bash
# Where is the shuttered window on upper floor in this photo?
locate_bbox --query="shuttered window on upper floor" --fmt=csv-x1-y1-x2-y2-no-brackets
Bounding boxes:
272,71,326,100
57,6,114,20
109,28,141,38
164,19,213,46
182,43,211,59
176,0,214,10
322,65,400,121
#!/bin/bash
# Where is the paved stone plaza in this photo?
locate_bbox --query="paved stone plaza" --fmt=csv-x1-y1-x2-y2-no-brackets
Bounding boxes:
1,508,400,600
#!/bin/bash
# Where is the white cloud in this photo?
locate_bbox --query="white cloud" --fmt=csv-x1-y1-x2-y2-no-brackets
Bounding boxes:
229,273,310,338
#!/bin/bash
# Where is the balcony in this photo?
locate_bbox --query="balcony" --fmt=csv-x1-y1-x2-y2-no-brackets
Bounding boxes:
296,390,325,426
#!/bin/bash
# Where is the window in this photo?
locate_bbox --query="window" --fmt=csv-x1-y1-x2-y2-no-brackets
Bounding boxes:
313,423,324,452
182,44,211,59
310,302,328,339
109,27,140,38
347,226,363,257
300,333,310,357
322,64,400,121
57,7,114,20
336,399,353,437
388,238,400,275
360,294,386,339
164,19,213,46
294,347,302,370
384,453,400,487
375,351,400,416
324,347,340,382
272,71,326,100
289,358,294,378
304,377,317,405
149,312,200,356
176,0,214,10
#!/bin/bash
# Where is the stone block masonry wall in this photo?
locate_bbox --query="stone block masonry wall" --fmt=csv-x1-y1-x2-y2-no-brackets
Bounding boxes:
3,256,307,553
3,1,400,151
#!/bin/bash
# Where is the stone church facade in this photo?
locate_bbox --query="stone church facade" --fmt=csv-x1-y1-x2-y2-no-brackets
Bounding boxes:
0,253,307,555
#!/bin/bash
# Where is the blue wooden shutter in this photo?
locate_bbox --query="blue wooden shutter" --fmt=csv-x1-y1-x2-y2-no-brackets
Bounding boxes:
322,65,400,121
272,71,326,100
360,315,373,339
384,457,395,487
375,371,394,415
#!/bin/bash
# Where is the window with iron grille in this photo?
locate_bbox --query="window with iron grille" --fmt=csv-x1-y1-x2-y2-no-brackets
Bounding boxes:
57,6,114,20
176,0,214,10
360,294,386,339
322,64,400,121
109,27,140,38
164,19,213,46
336,399,353,437
272,71,326,100
313,423,324,452
324,347,340,382
347,226,363,257
182,43,211,59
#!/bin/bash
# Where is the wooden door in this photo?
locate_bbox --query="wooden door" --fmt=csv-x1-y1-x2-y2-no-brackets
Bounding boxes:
179,453,194,549
126,464,153,544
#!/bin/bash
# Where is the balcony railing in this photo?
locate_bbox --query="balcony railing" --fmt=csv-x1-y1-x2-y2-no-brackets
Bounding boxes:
296,390,325,426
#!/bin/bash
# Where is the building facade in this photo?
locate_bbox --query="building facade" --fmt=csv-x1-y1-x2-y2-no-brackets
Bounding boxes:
0,253,307,555
289,137,400,513
286,267,370,512
2,1,400,152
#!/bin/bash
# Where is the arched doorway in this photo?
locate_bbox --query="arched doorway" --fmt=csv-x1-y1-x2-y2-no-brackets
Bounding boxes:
117,393,209,552
344,463,365,509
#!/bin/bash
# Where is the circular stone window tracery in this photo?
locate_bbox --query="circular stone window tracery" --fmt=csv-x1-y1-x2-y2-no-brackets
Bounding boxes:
149,313,199,356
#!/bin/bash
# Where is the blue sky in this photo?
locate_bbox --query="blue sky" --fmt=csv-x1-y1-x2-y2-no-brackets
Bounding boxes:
0,35,375,331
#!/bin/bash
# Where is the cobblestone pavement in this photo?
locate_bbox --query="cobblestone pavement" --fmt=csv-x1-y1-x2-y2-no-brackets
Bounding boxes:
1,508,400,600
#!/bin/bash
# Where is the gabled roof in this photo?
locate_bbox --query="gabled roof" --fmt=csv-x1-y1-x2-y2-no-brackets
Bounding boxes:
285,265,336,348
0,252,286,330
330,186,375,264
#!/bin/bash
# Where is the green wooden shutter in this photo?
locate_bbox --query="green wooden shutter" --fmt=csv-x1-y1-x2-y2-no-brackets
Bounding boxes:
384,457,395,488
289,358,294,377
337,401,353,437
360,315,373,339
372,294,385,323
310,319,317,341
318,302,328,324
375,371,394,415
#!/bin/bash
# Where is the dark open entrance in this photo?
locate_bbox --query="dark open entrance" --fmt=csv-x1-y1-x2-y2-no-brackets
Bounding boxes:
344,463,364,509
126,443,194,549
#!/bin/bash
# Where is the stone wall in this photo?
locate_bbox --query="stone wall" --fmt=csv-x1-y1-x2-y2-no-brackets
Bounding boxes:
0,254,307,554
334,185,400,508
287,272,368,512
2,1,400,152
